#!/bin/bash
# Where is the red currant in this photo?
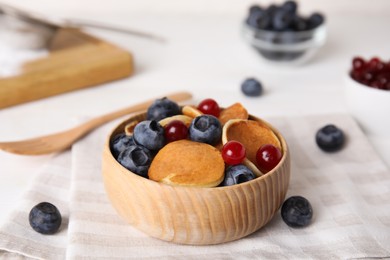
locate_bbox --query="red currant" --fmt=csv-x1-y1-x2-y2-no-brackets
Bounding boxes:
222,141,246,165
352,57,365,71
368,57,381,70
197,98,220,117
256,144,282,173
164,120,188,143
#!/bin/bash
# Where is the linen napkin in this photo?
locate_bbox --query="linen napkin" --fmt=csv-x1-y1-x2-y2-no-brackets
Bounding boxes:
1,113,390,259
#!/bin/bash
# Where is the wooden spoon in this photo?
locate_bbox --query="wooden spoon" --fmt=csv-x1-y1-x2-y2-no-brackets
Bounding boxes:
0,91,192,155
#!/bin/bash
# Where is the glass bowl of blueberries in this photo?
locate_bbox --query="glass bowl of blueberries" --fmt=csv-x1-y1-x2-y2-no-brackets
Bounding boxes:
242,1,326,65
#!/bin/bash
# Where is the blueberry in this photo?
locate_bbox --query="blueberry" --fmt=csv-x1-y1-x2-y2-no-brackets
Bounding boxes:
291,15,308,31
281,1,298,14
307,12,325,29
189,115,222,145
29,202,62,234
316,124,345,152
110,133,135,158
146,97,181,122
241,78,263,97
281,196,313,227
272,8,294,31
246,6,272,30
133,120,165,151
222,165,256,186
117,145,152,177
248,5,262,15
246,7,264,28
256,13,272,30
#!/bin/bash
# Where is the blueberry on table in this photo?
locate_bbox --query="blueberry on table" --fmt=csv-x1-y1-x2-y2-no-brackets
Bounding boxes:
110,133,134,158
222,165,256,186
316,124,345,152
117,145,152,178
29,202,62,234
133,120,165,151
189,115,222,145
241,78,263,97
146,97,181,122
281,196,313,227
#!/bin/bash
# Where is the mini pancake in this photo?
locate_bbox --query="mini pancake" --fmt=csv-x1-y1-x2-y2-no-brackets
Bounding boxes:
124,120,139,135
159,115,193,127
182,105,203,118
219,103,249,125
148,140,225,187
222,119,282,175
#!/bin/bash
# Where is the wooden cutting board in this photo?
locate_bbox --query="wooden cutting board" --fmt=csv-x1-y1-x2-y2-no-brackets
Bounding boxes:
0,27,134,109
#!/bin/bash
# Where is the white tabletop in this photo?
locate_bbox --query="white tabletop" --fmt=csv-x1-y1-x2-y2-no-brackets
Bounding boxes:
1,0,390,226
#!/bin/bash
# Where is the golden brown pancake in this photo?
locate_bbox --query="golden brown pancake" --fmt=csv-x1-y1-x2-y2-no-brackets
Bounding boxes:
182,106,203,118
219,103,249,125
148,140,225,187
223,119,282,167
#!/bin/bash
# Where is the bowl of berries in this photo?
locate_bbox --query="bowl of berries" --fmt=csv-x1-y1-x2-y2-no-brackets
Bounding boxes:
242,1,326,65
345,57,390,137
102,98,290,245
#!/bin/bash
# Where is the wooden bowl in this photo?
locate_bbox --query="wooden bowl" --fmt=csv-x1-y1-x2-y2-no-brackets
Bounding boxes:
102,112,290,245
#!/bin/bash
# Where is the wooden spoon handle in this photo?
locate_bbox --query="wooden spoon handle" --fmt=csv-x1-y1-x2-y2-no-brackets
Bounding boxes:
79,91,193,132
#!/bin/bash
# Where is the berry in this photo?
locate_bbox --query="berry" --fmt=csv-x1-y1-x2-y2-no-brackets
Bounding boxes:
246,2,325,32
241,78,263,97
110,133,134,158
291,15,308,31
189,115,222,145
272,8,294,31
222,141,246,165
146,97,181,122
282,1,297,14
164,120,188,143
249,5,262,15
256,144,282,173
29,202,62,234
222,165,256,186
307,12,325,29
352,57,366,71
350,56,390,90
281,196,313,227
368,57,382,71
197,98,220,117
117,145,152,177
315,124,345,152
133,120,165,151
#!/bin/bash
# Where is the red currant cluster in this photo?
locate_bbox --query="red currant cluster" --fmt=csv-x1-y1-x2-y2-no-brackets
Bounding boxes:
350,57,390,90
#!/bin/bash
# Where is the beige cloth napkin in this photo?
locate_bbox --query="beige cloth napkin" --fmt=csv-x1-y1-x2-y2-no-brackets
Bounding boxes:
1,114,390,259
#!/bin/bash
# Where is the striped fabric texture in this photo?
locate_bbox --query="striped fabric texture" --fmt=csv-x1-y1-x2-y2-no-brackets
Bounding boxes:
0,114,389,259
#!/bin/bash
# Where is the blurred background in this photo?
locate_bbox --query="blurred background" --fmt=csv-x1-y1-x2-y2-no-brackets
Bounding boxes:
2,0,390,16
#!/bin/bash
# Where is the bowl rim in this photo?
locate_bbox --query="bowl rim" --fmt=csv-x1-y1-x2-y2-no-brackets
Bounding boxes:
105,110,290,191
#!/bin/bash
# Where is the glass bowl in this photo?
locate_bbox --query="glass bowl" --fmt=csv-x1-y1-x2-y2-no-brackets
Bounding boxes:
242,22,327,65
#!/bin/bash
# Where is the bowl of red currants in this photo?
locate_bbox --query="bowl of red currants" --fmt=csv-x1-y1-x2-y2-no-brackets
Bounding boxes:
242,1,326,65
345,57,390,136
